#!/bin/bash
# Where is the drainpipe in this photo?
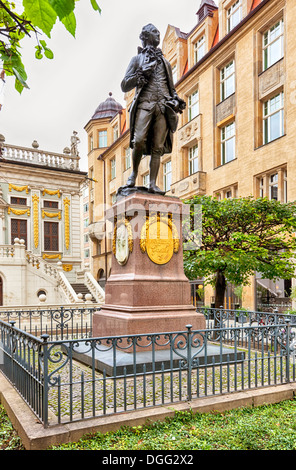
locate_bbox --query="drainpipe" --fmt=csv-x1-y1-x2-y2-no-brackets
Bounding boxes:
98,154,107,286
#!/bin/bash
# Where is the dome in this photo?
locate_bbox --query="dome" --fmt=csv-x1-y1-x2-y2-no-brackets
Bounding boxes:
92,92,123,120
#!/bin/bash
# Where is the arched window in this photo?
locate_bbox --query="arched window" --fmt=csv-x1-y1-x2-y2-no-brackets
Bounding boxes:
97,269,105,288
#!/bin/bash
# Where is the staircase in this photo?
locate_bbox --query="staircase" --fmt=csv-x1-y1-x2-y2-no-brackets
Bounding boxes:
71,283,96,302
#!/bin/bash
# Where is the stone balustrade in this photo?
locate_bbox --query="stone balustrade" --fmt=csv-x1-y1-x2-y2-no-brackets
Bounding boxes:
2,143,80,171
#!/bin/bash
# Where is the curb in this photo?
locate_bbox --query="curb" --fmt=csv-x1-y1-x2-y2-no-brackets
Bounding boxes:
1,373,296,450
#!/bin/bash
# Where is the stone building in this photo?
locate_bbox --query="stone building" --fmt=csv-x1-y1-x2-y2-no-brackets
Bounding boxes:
84,0,294,311
0,134,105,306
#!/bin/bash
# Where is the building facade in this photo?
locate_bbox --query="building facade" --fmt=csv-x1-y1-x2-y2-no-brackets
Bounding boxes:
85,0,295,311
0,134,105,306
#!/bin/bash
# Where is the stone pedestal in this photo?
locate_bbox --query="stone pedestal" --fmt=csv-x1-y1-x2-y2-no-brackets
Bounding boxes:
93,191,205,339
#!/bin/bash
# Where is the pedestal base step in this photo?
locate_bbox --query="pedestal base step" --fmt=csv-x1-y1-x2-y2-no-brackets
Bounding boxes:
68,342,245,376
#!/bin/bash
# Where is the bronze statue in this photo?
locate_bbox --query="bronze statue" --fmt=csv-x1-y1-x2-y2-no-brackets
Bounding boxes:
121,24,185,194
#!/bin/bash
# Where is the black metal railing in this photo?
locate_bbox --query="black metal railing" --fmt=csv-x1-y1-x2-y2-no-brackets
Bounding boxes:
0,306,96,340
1,307,296,428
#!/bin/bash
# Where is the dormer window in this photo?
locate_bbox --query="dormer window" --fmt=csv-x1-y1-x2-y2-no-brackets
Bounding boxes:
227,0,242,33
194,35,206,63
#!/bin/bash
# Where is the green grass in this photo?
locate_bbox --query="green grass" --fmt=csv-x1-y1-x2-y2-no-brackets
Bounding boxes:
2,398,296,450
0,405,24,450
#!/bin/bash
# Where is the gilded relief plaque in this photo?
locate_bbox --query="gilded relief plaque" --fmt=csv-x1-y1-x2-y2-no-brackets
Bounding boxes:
140,214,179,265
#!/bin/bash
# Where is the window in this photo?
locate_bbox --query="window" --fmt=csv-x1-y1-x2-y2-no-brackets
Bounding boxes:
220,60,235,101
194,36,206,64
10,197,26,205
259,178,264,197
113,124,119,142
227,0,242,33
44,221,58,251
98,130,107,148
269,173,278,200
188,89,199,121
263,19,284,71
89,134,94,151
84,218,89,228
188,145,199,175
221,122,235,164
44,200,59,209
110,158,116,180
143,173,149,188
163,160,172,191
83,203,89,213
194,35,205,63
172,64,177,83
111,193,117,205
84,249,90,258
125,147,131,170
11,219,27,247
263,92,284,144
84,234,89,243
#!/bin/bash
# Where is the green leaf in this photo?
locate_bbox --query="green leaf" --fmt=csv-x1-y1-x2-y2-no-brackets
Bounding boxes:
44,48,54,59
35,48,43,59
23,0,57,37
48,0,75,20
61,11,76,37
90,0,101,13
12,67,29,89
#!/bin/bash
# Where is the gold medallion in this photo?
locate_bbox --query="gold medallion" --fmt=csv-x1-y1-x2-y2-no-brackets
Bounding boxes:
140,214,180,265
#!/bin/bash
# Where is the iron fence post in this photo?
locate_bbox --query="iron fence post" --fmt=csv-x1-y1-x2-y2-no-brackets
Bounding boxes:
9,321,16,385
41,334,49,428
186,324,192,401
285,319,291,384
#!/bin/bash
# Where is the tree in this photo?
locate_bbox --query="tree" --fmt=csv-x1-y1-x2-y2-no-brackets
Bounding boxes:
0,0,101,93
183,195,296,309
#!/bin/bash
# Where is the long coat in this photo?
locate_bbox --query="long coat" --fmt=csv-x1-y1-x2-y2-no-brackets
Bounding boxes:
121,48,180,155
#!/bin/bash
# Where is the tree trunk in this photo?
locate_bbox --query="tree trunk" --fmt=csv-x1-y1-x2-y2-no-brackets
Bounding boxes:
213,270,227,338
215,270,226,309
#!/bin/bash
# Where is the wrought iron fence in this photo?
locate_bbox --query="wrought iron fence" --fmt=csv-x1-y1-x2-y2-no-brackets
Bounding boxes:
0,306,96,340
1,312,296,428
198,306,296,329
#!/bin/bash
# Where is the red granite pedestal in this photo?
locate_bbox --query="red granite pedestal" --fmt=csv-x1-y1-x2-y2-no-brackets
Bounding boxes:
93,191,205,342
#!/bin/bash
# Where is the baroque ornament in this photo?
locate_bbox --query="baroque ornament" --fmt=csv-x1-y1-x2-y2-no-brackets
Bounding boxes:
8,207,30,216
9,183,29,194
140,214,180,265
32,194,39,248
42,210,61,219
63,197,70,250
42,189,61,198
112,218,133,265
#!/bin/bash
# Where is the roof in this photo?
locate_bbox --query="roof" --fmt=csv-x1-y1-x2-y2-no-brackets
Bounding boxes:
91,92,123,120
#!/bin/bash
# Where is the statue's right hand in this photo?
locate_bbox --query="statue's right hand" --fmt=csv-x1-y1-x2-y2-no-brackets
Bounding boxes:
142,61,156,76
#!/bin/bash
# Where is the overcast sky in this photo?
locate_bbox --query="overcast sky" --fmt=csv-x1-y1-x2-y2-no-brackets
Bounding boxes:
0,0,202,171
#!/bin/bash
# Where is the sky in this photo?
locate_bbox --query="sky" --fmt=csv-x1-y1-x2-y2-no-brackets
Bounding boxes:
0,0,202,171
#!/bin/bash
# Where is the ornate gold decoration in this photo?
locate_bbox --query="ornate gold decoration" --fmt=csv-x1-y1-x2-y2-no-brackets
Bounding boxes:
43,253,62,260
32,194,39,248
140,214,179,265
42,189,61,198
112,217,133,265
62,264,73,272
42,210,61,219
9,183,29,194
63,197,70,250
8,207,30,216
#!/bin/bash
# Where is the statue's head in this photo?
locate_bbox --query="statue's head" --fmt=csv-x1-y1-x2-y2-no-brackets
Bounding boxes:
140,24,160,48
